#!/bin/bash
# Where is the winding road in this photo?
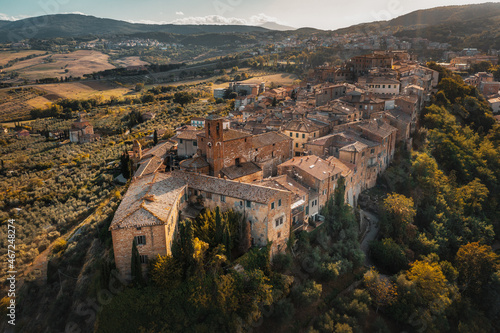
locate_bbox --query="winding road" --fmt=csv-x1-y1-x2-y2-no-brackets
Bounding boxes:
360,210,380,267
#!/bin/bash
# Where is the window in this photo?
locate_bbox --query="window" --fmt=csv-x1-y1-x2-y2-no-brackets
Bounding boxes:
302,134,305,139
271,202,275,209
193,141,197,146
296,133,299,138
140,255,148,264
136,227,141,231
220,195,226,202
240,201,243,206
382,85,386,88
370,148,375,154
306,206,309,215
296,143,299,148
275,216,284,227
246,200,251,208
289,132,293,137
179,139,183,144
135,235,146,245
278,199,282,207
388,85,391,88
278,232,281,238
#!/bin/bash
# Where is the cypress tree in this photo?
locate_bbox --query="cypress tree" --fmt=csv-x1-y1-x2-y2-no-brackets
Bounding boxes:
153,129,158,145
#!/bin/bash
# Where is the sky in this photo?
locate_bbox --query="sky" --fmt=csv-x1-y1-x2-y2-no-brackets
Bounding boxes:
0,0,495,30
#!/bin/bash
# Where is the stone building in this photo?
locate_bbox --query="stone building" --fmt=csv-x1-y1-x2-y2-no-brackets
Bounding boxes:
172,130,202,158
69,115,98,143
181,116,293,180
283,117,330,156
277,155,345,218
110,173,188,280
110,170,292,280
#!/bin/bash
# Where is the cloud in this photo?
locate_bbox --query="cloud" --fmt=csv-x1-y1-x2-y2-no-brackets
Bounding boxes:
62,11,87,16
175,11,185,16
171,13,282,26
248,13,280,25
0,13,30,21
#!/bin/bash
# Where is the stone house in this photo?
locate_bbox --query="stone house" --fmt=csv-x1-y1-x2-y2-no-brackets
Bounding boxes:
110,170,293,280
69,116,99,143
283,117,330,156
173,130,202,158
277,155,344,218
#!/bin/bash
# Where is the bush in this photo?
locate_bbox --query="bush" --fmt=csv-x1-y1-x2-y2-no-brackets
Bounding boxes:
293,280,322,307
52,238,67,254
271,298,295,324
272,253,293,272
370,238,408,274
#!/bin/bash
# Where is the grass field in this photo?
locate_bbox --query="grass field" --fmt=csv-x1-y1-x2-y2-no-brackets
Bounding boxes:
115,56,150,67
0,50,48,67
36,81,137,100
0,80,140,122
3,50,116,80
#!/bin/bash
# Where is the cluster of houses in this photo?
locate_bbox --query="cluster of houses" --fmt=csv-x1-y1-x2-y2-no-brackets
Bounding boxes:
110,50,443,280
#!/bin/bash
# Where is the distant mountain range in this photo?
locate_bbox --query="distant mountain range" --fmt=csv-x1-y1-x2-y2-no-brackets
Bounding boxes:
259,22,295,31
1,3,500,49
0,14,271,42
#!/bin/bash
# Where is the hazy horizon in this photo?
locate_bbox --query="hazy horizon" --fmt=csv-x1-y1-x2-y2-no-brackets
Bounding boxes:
0,0,496,30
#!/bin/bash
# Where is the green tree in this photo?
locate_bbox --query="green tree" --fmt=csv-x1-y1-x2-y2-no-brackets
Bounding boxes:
455,242,499,297
382,193,416,244
153,129,158,145
173,91,195,106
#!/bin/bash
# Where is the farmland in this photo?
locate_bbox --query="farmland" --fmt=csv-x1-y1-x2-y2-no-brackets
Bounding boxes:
1,50,115,80
0,49,48,67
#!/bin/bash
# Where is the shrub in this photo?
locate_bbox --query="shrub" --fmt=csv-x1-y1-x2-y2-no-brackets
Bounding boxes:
52,238,68,254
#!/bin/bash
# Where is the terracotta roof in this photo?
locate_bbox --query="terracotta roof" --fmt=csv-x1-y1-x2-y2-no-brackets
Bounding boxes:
357,119,397,139
172,170,288,204
109,173,187,230
252,131,291,149
279,155,342,181
257,175,309,200
388,109,412,123
175,130,203,141
326,156,354,177
220,162,262,180
223,129,252,141
179,156,209,169
285,118,328,133
340,141,368,153
176,125,198,131
134,156,164,178
143,141,175,159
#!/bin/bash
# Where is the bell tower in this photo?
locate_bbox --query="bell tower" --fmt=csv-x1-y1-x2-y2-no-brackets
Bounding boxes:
205,117,224,176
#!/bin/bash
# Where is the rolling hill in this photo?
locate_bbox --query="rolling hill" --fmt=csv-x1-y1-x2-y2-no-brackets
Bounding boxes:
332,2,500,50
0,14,270,42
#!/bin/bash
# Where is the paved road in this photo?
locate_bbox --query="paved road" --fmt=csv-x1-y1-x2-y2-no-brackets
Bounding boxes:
360,210,380,267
